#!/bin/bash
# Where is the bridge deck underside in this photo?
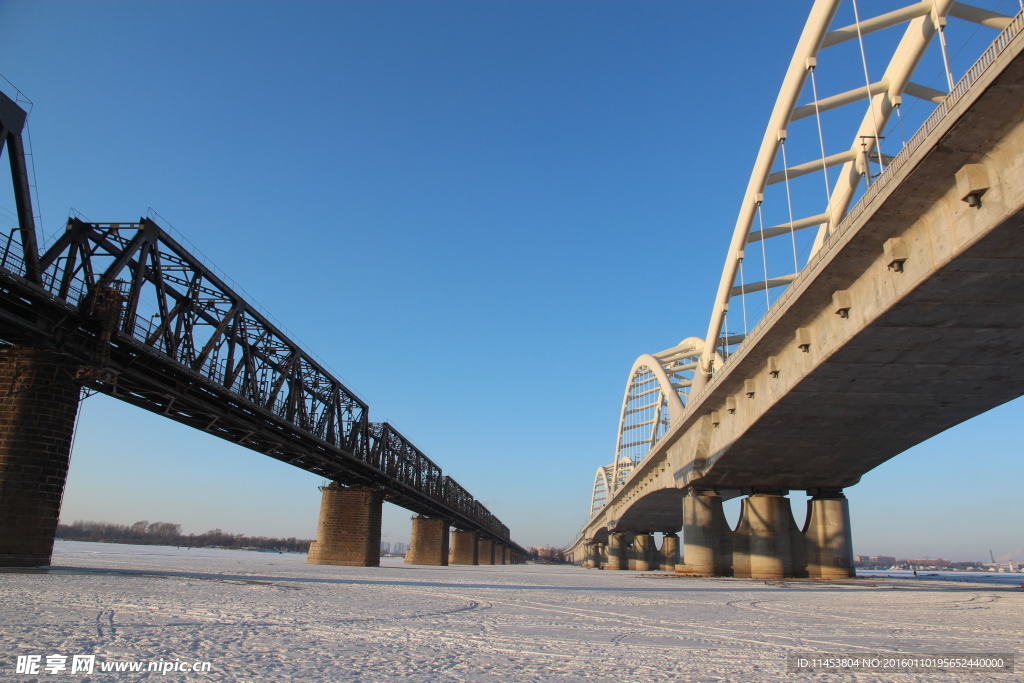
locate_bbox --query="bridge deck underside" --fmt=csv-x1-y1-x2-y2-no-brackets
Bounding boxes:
693,45,1024,490
700,219,1024,489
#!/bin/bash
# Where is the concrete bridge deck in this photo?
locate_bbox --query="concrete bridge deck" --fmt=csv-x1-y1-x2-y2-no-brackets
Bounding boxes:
573,9,1024,574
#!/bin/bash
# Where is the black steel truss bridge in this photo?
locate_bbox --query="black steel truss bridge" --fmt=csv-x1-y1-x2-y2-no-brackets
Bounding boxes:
0,90,519,552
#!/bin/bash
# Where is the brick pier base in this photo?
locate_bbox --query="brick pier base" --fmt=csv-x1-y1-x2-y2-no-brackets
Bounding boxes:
449,529,478,565
306,483,383,566
478,536,494,565
0,347,81,567
405,516,449,566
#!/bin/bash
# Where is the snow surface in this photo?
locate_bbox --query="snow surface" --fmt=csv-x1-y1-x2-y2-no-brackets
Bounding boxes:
1,541,1021,681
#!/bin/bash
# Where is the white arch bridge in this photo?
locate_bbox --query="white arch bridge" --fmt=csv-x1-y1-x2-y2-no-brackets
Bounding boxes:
574,0,1024,579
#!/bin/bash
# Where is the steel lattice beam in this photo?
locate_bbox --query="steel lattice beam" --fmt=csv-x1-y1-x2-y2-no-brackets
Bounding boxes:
0,215,519,549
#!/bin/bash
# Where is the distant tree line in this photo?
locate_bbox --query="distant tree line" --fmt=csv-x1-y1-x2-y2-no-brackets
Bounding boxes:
529,546,567,563
56,520,312,553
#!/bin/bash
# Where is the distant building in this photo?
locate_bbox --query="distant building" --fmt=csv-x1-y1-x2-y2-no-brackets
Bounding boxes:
854,555,895,569
856,555,988,571
393,542,406,555
380,541,391,556
901,558,952,569
950,561,986,570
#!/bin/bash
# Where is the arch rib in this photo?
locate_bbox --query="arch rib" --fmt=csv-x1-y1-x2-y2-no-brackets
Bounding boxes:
700,0,963,377
608,338,705,497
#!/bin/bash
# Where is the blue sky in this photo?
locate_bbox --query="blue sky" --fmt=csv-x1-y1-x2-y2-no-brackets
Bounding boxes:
0,0,1021,560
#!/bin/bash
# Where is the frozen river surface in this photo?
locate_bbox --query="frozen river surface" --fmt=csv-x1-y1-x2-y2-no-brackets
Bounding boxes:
1,541,1021,681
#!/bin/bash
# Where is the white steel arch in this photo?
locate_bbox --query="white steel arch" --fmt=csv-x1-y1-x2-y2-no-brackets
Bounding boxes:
589,457,634,518
698,0,1015,377
606,337,706,502
585,0,1017,524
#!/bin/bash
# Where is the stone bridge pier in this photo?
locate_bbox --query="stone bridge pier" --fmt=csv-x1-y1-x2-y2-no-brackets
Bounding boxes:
307,486,519,568
449,528,478,564
307,483,384,567
0,348,82,567
405,516,450,566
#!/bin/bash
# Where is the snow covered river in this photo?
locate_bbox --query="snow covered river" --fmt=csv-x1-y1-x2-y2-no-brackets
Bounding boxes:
1,541,1020,681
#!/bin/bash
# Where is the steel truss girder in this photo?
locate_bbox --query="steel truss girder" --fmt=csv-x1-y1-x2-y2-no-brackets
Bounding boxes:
0,90,41,283
0,218,518,548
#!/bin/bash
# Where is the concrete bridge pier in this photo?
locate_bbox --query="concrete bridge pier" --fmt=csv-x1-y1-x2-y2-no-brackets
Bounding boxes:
449,529,478,565
0,347,81,567
678,490,732,576
495,543,507,565
307,483,383,566
733,493,805,579
659,533,679,571
804,490,855,578
606,532,627,570
633,533,655,571
586,542,602,568
478,536,495,565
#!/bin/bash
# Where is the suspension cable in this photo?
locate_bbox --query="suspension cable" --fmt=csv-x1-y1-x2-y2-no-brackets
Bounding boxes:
721,310,729,362
809,63,835,232
895,97,906,148
739,259,748,337
852,0,885,181
935,10,956,91
779,135,800,273
755,197,771,313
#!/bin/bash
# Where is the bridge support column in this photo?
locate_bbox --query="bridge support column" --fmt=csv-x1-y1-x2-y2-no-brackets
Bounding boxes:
659,533,679,571
478,536,495,565
804,490,855,578
0,348,81,567
587,541,602,568
449,529,478,565
307,483,382,567
606,532,627,570
733,493,800,579
679,490,731,576
633,533,655,571
405,516,449,566
494,543,506,565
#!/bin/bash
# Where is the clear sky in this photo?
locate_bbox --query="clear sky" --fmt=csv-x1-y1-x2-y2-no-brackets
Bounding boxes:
0,0,1021,561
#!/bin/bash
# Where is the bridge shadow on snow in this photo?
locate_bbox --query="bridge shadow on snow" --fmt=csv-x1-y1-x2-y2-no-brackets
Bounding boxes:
10,565,1019,594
